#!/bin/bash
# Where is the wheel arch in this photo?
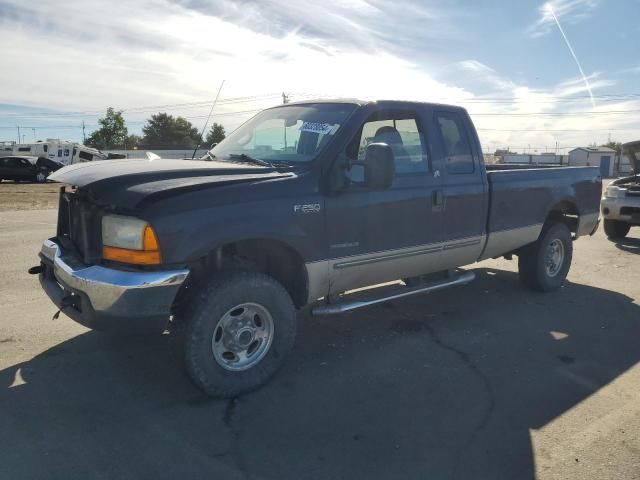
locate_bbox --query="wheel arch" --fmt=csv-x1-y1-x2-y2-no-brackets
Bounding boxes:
181,237,310,310
545,199,580,235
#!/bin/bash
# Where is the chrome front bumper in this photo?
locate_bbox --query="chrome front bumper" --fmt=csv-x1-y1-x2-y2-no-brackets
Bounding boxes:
601,196,640,224
38,239,189,333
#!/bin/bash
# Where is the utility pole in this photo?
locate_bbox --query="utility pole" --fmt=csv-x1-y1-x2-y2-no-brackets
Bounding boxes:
82,121,86,144
16,125,20,144
282,92,289,104
32,128,36,141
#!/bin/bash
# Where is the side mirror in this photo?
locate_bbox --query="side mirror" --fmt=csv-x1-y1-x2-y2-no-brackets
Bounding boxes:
364,143,395,189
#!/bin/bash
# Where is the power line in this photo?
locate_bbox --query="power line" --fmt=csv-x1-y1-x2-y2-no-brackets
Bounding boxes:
477,127,640,132
0,93,288,119
2,91,640,119
471,109,640,117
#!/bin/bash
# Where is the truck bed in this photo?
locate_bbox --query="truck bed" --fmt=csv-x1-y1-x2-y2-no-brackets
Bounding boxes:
480,165,601,260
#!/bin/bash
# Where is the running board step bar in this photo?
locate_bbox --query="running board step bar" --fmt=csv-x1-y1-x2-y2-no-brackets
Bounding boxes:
312,270,476,316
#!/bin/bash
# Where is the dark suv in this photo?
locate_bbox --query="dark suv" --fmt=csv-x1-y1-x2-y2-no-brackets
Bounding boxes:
0,156,62,183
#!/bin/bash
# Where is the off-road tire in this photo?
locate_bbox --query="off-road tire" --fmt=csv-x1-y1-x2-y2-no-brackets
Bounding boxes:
603,219,630,240
518,222,573,292
181,271,296,397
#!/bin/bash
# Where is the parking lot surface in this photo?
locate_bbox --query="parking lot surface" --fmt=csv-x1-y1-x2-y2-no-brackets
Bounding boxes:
1,206,639,480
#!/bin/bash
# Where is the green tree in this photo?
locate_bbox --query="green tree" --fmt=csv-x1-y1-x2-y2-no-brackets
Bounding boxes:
600,141,623,155
125,134,142,149
141,113,199,149
205,122,226,146
85,107,128,149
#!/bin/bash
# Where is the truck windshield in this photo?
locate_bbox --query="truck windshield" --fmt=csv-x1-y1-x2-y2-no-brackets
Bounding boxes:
208,103,357,165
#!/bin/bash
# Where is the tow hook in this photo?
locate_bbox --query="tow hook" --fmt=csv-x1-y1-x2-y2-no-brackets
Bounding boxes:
28,265,45,275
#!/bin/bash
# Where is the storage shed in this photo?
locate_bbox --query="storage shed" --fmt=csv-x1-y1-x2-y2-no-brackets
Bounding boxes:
568,147,616,177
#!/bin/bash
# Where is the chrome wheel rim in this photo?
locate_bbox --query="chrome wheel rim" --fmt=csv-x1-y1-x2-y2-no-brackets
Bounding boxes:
211,303,274,371
545,239,565,277
36,173,46,182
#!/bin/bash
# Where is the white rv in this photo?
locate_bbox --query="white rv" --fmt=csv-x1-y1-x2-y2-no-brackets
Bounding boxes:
0,139,106,165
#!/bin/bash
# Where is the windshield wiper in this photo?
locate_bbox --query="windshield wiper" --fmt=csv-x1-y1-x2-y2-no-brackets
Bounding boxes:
227,153,273,168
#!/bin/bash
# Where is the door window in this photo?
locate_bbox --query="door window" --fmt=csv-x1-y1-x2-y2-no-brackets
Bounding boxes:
348,112,428,179
435,112,474,174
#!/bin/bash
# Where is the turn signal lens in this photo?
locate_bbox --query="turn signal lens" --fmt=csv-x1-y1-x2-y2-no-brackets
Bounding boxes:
143,225,159,251
103,246,161,265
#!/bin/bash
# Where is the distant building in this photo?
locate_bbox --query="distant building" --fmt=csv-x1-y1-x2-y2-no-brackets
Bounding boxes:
568,147,616,177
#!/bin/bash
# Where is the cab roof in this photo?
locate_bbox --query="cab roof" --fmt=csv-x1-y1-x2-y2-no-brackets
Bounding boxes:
277,98,468,112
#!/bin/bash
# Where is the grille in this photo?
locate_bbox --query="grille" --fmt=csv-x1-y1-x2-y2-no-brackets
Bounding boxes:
56,188,102,263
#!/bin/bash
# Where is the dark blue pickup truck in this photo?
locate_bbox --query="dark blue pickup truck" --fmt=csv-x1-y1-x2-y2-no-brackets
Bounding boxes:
34,99,601,396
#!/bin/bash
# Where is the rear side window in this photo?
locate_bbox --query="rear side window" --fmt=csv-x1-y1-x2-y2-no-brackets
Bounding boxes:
43,145,48,153
435,112,474,174
18,147,30,152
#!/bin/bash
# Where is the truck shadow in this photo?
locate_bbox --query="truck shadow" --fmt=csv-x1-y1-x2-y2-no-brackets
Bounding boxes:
1,268,639,479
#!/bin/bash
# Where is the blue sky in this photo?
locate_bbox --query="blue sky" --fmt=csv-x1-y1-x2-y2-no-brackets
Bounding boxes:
0,0,638,153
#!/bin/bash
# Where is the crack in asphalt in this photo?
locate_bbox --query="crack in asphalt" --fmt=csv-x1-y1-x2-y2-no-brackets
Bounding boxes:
222,397,250,479
382,303,496,480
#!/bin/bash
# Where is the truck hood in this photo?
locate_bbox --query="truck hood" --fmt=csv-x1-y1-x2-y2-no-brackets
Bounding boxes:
49,159,294,208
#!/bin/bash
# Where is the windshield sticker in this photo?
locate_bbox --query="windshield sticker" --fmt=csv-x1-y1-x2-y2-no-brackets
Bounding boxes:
300,122,334,135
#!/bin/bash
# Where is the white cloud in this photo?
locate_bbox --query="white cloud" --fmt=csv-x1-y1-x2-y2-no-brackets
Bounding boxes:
0,0,637,151
529,0,600,38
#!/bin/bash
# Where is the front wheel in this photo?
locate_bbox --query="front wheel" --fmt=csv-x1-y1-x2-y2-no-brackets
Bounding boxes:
518,223,573,292
603,219,630,240
181,271,296,397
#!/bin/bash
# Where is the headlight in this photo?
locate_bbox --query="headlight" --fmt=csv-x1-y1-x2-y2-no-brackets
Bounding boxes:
606,185,626,198
102,214,161,265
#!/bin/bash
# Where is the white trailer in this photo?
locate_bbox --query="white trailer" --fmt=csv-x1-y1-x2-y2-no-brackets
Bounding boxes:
0,139,105,165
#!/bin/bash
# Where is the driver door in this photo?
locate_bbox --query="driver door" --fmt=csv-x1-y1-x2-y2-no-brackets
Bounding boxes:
325,107,445,294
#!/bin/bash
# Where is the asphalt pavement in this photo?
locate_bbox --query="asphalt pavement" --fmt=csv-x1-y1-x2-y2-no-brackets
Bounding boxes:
1,208,639,480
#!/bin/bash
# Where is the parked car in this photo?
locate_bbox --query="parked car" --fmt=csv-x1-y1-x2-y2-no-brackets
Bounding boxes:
33,99,602,397
601,140,640,239
0,156,62,183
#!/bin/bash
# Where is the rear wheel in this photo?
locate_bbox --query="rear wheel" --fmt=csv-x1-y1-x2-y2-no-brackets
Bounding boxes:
518,223,573,292
181,271,296,397
603,219,630,240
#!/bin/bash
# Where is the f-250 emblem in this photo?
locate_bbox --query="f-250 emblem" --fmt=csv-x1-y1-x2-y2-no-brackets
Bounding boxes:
294,204,321,214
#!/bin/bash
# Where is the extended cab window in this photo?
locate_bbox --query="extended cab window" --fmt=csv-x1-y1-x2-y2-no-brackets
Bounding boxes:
349,112,428,176
436,112,474,174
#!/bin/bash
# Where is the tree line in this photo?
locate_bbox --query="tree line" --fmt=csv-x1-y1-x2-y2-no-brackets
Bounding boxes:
85,107,226,150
